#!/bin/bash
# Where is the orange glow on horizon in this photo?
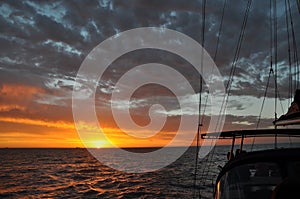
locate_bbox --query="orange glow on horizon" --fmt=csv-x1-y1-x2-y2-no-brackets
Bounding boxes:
0,117,74,129
0,84,284,148
0,114,283,148
0,114,192,148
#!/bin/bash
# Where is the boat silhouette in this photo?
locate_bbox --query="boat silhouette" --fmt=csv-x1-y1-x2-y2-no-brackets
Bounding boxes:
193,0,300,198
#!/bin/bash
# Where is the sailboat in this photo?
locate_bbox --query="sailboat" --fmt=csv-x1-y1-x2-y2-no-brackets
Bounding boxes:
202,129,300,199
194,0,300,198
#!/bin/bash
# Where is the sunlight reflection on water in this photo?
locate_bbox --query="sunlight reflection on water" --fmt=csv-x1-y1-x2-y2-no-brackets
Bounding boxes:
2,144,294,198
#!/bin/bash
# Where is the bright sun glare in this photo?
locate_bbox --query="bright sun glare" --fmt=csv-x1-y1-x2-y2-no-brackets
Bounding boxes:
94,140,106,149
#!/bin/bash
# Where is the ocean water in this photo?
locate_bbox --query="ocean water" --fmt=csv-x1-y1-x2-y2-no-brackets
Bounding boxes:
1,143,297,198
0,146,230,199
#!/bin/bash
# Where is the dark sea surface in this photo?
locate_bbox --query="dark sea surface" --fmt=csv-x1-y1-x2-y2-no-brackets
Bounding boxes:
0,143,298,198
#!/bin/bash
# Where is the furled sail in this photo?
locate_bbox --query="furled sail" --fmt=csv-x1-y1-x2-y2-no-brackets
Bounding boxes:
274,89,300,126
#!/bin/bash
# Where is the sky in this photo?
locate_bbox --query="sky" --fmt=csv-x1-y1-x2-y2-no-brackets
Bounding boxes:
0,0,300,148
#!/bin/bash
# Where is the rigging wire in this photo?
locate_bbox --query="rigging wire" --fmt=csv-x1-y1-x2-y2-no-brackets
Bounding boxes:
252,0,274,155
193,0,206,198
196,0,228,198
260,0,298,148
269,0,274,94
255,2,287,127
273,0,278,122
271,0,279,149
276,90,286,115
287,0,300,89
281,0,294,148
203,2,252,180
201,93,209,125
201,0,227,134
199,0,227,121
197,0,252,197
200,0,252,186
251,0,277,148
213,0,227,61
215,0,252,134
287,0,299,147
284,0,298,146
284,0,294,147
256,69,273,129
252,68,273,151
284,0,293,105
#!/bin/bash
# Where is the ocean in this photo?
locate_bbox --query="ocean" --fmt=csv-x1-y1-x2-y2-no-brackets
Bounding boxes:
0,143,296,198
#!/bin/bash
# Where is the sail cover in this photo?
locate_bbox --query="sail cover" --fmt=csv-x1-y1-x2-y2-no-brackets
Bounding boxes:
274,90,300,126
273,112,300,126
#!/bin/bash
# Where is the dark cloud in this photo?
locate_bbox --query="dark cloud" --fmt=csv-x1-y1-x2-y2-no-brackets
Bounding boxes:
0,0,299,133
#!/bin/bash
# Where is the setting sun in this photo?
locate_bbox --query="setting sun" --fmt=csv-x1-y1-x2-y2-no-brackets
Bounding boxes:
93,140,108,149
